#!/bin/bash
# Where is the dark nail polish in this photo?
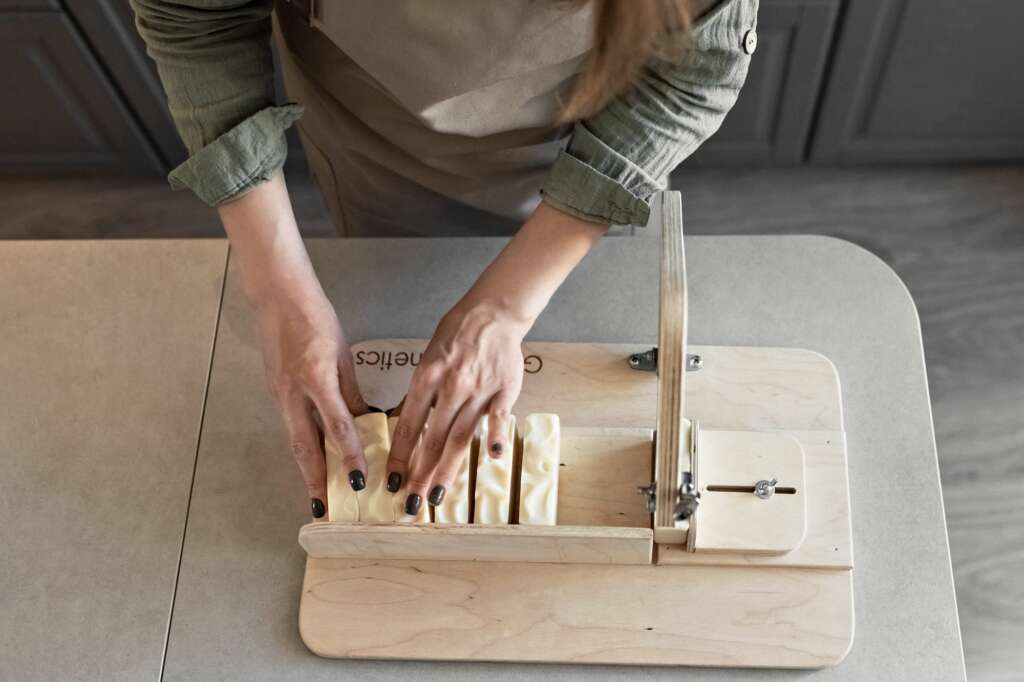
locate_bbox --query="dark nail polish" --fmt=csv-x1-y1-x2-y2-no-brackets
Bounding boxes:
428,485,446,506
387,471,402,493
367,405,384,413
405,493,422,516
490,442,503,458
311,498,325,518
348,470,366,491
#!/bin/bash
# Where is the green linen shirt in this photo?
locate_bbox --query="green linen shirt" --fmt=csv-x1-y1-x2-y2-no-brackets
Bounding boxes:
130,0,757,226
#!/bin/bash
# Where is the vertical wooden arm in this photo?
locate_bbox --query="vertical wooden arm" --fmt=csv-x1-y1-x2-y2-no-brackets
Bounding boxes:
653,192,689,544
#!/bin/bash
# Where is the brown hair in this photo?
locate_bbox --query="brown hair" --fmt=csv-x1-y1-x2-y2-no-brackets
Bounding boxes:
561,0,694,121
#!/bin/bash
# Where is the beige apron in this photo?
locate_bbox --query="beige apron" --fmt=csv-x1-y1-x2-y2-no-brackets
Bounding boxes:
274,0,593,237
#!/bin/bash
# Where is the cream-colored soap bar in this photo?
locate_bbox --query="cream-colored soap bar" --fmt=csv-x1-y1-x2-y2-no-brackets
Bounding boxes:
474,415,516,524
434,436,472,524
388,416,431,524
518,413,560,526
355,412,395,523
325,428,359,523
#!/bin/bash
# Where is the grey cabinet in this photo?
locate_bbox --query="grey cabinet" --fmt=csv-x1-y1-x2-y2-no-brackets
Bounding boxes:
67,0,187,167
2,0,1022,174
0,7,164,174
690,0,840,165
812,0,1024,163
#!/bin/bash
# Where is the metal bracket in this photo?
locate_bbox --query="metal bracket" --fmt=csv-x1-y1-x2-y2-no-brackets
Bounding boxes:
627,347,703,372
673,471,701,521
637,483,657,513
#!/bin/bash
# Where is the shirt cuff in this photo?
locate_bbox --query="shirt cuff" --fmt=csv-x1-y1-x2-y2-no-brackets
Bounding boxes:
540,121,661,226
168,104,304,206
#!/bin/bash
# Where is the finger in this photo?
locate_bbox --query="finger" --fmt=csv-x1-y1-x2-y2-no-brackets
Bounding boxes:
403,397,462,518
307,368,367,492
337,349,370,416
283,398,329,519
484,389,517,459
386,377,434,496
427,396,487,507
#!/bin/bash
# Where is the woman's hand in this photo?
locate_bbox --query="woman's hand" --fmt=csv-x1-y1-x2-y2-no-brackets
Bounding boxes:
387,203,609,515
218,172,369,519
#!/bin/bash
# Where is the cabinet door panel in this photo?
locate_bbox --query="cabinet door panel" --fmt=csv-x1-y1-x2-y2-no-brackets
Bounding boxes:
0,11,163,174
812,0,1024,162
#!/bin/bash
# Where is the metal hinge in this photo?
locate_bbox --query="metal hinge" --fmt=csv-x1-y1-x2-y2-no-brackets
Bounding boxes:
627,347,703,372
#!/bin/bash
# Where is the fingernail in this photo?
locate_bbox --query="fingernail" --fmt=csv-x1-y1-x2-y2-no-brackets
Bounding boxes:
348,470,366,491
387,471,402,493
490,442,503,458
367,405,384,413
405,493,422,516
428,485,446,506
311,498,325,518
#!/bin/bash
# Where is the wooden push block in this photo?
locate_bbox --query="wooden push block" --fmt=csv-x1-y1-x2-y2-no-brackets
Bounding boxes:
693,428,807,554
387,417,430,524
518,413,560,525
474,415,515,524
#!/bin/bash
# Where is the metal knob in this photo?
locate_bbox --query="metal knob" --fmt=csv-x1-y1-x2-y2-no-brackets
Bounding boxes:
754,478,778,500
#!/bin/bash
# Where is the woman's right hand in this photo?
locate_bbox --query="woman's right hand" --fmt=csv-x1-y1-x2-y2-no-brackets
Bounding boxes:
218,171,369,519
254,284,370,518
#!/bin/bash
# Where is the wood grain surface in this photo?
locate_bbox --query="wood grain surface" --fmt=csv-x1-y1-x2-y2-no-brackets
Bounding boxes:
299,523,653,565
300,558,853,667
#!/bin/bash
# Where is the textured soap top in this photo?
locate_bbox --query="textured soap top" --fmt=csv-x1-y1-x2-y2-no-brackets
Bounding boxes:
474,415,516,524
356,412,395,523
325,430,358,523
518,413,560,525
434,435,471,524
388,416,431,523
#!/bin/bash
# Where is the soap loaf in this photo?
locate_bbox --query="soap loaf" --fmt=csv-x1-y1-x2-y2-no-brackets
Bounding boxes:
355,412,395,523
474,415,516,524
518,413,560,525
388,416,431,523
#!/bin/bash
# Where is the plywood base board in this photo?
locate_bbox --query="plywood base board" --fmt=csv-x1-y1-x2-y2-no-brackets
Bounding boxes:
300,339,854,667
300,558,853,667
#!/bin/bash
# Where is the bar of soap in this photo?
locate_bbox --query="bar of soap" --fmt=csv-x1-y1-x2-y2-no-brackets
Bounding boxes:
434,435,472,524
325,426,359,523
355,412,395,523
388,416,431,524
474,415,516,524
518,413,560,526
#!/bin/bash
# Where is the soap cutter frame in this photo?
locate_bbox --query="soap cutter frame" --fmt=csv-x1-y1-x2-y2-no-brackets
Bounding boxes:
299,192,816,565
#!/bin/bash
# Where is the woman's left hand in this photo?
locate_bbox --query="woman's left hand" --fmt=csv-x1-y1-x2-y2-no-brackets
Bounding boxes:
385,202,609,516
387,300,529,515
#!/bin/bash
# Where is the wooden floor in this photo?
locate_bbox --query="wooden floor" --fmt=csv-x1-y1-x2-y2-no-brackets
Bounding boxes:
2,165,1022,680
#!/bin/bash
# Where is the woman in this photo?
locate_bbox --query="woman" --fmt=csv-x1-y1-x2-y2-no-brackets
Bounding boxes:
131,0,757,519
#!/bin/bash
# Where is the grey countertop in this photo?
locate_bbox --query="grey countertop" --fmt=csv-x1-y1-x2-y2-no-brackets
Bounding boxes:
0,240,228,681
0,232,965,680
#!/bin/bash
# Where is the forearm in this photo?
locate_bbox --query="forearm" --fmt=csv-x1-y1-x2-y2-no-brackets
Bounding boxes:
217,171,322,310
452,203,609,330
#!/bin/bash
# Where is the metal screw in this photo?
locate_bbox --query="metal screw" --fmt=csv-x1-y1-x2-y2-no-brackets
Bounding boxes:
686,354,703,371
754,478,778,500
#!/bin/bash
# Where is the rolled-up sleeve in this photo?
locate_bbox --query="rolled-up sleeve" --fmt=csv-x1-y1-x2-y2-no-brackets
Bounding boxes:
542,0,758,226
130,0,302,205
